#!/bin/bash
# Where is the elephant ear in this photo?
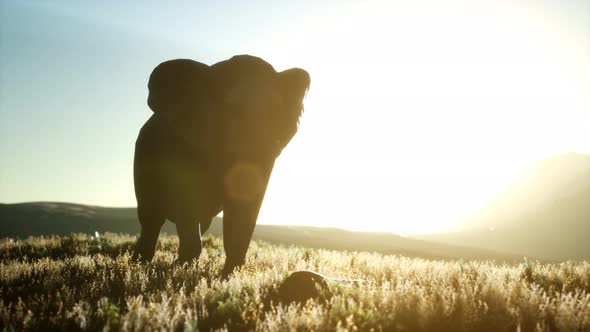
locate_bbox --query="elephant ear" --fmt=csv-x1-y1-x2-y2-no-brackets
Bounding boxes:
147,59,211,113
276,68,310,149
147,59,222,152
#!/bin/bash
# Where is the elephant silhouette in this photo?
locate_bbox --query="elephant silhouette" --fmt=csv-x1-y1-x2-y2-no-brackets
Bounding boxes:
133,55,310,278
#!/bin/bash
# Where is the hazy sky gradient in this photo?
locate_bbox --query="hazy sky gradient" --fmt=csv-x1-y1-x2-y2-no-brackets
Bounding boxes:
1,0,589,233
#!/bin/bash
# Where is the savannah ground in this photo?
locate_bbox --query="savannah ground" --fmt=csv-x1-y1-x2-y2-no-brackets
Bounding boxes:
0,233,589,331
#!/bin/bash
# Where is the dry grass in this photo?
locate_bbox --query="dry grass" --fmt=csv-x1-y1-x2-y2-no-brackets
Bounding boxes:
0,233,589,331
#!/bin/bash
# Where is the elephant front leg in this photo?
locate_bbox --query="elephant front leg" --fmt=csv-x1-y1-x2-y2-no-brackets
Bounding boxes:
221,199,261,278
222,163,273,278
176,220,202,264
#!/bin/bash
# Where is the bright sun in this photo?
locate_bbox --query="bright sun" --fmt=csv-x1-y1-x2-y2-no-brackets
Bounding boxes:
2,1,588,235
255,0,590,234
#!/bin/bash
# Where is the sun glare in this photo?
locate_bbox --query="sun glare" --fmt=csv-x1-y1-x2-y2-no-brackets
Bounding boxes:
256,0,590,234
2,1,586,236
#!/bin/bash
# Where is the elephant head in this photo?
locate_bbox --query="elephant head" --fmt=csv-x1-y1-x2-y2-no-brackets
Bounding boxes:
146,55,310,161
135,55,310,278
209,55,310,160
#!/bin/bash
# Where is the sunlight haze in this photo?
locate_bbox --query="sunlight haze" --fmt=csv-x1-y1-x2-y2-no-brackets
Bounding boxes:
1,0,588,234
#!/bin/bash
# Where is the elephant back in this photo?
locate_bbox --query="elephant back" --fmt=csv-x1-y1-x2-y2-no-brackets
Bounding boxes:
147,59,211,113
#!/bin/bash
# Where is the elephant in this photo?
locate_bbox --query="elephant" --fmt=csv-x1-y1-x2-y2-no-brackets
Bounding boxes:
132,55,310,278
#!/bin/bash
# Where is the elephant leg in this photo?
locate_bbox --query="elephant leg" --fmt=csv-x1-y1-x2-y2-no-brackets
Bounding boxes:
221,200,261,278
200,205,222,235
221,162,273,278
133,210,165,262
176,220,202,264
200,218,213,235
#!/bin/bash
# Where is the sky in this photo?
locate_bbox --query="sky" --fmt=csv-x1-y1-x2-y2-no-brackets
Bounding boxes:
1,0,589,234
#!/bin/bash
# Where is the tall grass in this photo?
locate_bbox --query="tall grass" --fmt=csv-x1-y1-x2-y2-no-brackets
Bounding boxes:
0,233,588,331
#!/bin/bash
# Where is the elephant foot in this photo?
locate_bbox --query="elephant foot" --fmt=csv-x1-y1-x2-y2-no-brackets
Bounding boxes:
175,220,202,267
133,215,164,264
175,247,201,268
131,251,149,263
221,261,244,280
220,268,233,280
174,257,199,269
176,248,201,266
132,241,157,263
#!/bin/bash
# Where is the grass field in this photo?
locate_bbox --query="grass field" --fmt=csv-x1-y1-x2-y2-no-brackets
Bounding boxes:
0,233,589,331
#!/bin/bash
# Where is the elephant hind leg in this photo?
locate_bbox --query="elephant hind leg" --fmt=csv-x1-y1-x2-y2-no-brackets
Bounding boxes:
200,207,222,235
200,218,213,235
133,210,165,262
176,220,202,264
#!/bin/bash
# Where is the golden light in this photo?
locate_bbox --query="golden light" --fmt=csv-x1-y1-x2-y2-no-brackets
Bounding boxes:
255,0,590,234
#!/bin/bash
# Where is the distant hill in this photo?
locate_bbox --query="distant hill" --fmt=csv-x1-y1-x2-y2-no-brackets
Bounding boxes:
419,153,590,261
0,202,521,262
0,202,145,236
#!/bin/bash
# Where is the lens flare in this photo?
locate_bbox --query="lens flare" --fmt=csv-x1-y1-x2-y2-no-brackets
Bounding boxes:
224,161,265,202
